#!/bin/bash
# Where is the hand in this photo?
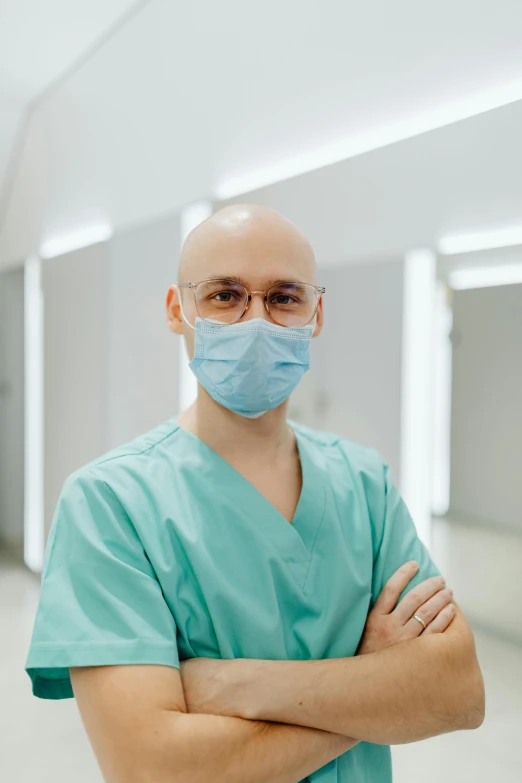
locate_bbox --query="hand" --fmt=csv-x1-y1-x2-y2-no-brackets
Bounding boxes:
180,656,241,717
356,561,455,655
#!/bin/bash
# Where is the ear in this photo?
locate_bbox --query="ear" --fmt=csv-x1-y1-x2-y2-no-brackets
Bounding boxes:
312,294,324,338
166,285,184,335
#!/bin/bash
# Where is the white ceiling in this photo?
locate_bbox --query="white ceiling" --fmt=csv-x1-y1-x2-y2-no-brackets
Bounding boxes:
0,0,141,200
221,100,522,264
1,0,522,266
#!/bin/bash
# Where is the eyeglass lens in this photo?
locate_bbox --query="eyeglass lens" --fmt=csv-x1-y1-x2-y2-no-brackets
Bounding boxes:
191,279,319,327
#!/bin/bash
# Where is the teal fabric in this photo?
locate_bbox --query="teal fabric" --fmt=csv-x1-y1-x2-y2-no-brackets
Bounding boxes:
25,417,440,782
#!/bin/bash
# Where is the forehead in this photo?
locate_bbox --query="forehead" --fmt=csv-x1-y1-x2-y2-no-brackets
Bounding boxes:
180,217,316,286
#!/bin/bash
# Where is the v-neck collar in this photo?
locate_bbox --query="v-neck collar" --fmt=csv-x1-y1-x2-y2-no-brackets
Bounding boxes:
173,419,327,592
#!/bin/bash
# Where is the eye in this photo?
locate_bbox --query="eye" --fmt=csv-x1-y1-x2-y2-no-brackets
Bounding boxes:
271,293,295,305
205,286,245,306
269,288,304,308
213,291,236,302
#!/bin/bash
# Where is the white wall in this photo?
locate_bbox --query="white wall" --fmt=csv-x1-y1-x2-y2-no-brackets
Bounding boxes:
0,268,25,552
107,214,180,448
450,283,522,532
42,242,109,537
288,257,404,482
429,281,522,642
41,212,181,540
433,516,522,645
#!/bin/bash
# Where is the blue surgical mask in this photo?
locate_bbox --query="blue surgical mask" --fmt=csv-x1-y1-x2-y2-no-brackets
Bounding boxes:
189,317,314,418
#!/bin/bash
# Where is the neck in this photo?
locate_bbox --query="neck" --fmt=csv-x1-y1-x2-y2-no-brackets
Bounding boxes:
178,386,295,461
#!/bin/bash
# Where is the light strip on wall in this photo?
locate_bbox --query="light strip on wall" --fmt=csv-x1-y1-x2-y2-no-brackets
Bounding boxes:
438,226,522,255
178,201,213,412
431,282,453,516
40,222,113,259
217,84,522,198
400,248,437,549
448,263,522,290
24,256,45,573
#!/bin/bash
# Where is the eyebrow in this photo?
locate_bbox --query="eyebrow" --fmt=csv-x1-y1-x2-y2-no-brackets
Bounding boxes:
205,275,305,288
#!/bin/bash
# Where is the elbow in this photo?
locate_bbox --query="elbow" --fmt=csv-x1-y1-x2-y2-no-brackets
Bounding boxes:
435,620,486,734
464,670,485,730
450,657,486,732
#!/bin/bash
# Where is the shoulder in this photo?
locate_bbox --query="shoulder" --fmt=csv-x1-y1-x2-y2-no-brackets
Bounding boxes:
290,419,388,484
60,416,182,497
46,419,183,563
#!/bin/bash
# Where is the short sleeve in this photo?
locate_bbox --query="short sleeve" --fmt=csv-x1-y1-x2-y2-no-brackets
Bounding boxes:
368,461,442,607
25,469,180,700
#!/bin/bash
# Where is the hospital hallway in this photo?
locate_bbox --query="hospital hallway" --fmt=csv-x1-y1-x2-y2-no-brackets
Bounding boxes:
2,547,521,783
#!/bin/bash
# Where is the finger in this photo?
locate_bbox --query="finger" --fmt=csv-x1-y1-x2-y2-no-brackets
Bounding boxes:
393,575,447,624
423,603,456,635
372,561,419,614
403,588,453,637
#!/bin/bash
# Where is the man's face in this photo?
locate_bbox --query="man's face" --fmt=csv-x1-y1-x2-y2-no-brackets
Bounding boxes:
166,206,323,359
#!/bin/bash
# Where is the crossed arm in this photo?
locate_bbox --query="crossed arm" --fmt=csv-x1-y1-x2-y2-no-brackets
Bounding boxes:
70,568,485,783
71,662,355,783
180,604,484,746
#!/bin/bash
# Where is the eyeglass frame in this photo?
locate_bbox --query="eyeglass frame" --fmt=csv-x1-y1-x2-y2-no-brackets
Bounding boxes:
178,278,326,327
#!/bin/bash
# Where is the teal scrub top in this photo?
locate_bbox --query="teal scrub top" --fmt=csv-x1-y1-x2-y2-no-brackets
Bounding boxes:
25,417,440,783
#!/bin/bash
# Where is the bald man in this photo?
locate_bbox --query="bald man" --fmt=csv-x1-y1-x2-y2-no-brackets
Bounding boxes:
26,204,484,783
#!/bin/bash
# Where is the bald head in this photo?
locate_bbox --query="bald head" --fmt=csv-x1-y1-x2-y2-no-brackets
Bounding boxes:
178,204,316,283
167,203,323,342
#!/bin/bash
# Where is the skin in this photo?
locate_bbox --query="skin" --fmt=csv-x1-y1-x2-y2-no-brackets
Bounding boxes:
70,204,485,783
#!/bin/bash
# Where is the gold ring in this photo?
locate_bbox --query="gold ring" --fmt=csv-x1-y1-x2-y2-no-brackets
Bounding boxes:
413,614,427,631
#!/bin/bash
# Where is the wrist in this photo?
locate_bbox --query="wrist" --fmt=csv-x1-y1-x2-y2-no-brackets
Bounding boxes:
228,658,271,721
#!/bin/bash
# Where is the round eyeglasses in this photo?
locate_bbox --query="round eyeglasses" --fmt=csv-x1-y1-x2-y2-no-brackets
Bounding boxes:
178,278,325,328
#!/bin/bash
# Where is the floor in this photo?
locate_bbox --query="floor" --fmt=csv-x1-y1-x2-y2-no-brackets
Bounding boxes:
1,550,521,783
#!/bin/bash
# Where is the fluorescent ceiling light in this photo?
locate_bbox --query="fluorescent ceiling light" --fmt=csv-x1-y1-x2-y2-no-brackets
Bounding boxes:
438,226,522,255
40,222,113,259
449,264,522,290
217,82,522,198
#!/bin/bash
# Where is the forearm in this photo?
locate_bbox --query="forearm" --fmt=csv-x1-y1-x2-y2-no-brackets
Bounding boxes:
153,711,356,783
71,663,357,783
228,613,484,744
